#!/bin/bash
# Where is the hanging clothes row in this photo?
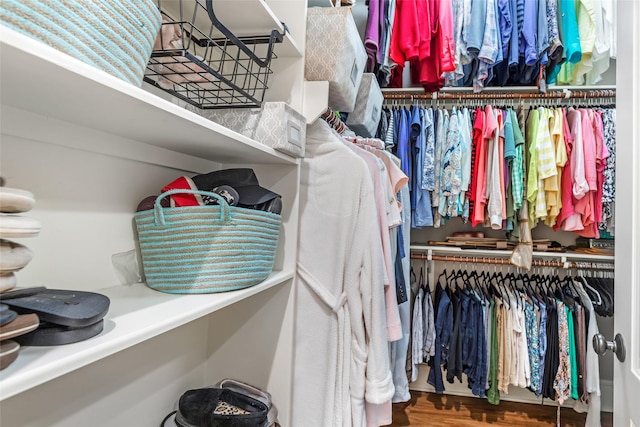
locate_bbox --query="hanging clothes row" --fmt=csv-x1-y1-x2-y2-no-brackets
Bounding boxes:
409,260,612,425
376,96,616,237
295,117,415,427
364,0,616,91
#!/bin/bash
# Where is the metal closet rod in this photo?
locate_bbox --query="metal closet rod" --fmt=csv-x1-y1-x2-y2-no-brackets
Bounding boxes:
409,253,614,270
382,88,616,101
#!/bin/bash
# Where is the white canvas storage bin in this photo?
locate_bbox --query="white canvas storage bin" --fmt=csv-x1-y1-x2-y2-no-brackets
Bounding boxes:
254,102,306,158
190,108,262,139
305,7,367,113
346,73,383,137
183,102,305,158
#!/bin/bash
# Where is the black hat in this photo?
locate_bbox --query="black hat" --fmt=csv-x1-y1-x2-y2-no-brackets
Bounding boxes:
191,169,280,206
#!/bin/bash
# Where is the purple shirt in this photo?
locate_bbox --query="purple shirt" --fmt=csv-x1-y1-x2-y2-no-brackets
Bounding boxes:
365,0,381,72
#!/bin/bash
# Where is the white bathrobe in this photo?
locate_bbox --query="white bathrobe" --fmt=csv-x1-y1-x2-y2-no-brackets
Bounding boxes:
292,120,395,427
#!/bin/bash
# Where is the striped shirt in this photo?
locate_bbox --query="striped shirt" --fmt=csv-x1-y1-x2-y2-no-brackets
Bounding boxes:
510,109,525,211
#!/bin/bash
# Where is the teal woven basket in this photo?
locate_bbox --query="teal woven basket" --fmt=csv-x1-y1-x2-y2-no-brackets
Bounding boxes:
0,0,162,86
134,189,281,294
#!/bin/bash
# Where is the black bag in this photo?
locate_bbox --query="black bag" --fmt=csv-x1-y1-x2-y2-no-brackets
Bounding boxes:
162,387,269,427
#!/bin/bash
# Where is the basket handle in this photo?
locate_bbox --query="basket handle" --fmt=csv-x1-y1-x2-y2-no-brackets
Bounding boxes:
153,189,230,226
205,0,284,68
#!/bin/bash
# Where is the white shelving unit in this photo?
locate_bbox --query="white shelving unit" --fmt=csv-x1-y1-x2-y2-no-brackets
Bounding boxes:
0,271,293,401
0,0,306,424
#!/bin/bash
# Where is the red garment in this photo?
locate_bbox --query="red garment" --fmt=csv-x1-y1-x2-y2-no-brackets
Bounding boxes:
389,0,422,67
468,109,485,224
389,66,404,87
466,109,481,220
161,176,202,207
410,0,444,91
554,109,575,231
472,107,497,227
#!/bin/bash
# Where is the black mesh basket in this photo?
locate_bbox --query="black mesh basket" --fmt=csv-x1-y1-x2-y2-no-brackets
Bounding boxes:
144,0,284,109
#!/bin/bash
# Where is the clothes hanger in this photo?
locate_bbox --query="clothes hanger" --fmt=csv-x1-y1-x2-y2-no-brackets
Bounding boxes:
424,266,432,293
489,265,509,307
437,267,448,290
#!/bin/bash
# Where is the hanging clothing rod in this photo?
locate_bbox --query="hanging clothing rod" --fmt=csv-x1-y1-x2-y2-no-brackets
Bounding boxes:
382,88,615,101
410,253,614,270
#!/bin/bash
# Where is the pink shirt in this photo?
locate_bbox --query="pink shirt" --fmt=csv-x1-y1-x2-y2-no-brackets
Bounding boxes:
580,109,598,190
348,144,403,342
563,108,586,232
472,106,497,226
554,109,576,231
438,0,456,73
568,108,589,200
593,110,608,225
574,110,597,238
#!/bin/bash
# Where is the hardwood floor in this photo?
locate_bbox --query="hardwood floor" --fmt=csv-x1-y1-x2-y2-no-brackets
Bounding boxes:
391,391,614,426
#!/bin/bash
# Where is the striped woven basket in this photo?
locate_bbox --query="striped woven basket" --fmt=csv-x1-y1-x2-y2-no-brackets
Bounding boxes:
134,189,281,294
0,0,162,86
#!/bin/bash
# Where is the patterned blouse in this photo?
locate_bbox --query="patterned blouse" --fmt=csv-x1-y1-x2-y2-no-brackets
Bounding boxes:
554,301,571,404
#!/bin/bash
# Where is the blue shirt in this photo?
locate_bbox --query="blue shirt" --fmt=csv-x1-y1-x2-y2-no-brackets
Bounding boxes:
536,0,549,65
508,0,520,66
467,0,487,53
414,107,434,227
409,105,421,211
395,108,411,188
428,284,453,393
498,0,512,60
521,0,538,65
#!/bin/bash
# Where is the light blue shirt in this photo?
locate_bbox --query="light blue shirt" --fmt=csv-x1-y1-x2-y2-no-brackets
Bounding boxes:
467,0,487,53
413,107,434,227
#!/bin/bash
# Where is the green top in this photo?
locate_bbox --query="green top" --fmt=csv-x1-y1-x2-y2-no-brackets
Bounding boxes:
510,108,526,212
567,305,579,400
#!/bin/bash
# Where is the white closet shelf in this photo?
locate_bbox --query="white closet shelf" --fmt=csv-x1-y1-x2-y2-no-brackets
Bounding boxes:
302,81,330,124
0,27,298,166
202,0,303,57
410,244,615,263
0,269,293,401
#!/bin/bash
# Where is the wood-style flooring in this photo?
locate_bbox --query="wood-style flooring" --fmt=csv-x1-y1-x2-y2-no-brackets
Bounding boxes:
391,391,614,426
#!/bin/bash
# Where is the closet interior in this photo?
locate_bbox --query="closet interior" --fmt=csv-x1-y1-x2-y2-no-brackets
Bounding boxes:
384,86,618,421
0,0,625,426
0,0,310,425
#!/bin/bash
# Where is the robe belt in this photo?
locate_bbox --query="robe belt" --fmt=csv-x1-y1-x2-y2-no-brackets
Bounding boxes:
297,263,347,313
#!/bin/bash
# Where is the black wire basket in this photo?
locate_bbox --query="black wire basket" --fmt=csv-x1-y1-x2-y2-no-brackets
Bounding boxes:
144,0,284,109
